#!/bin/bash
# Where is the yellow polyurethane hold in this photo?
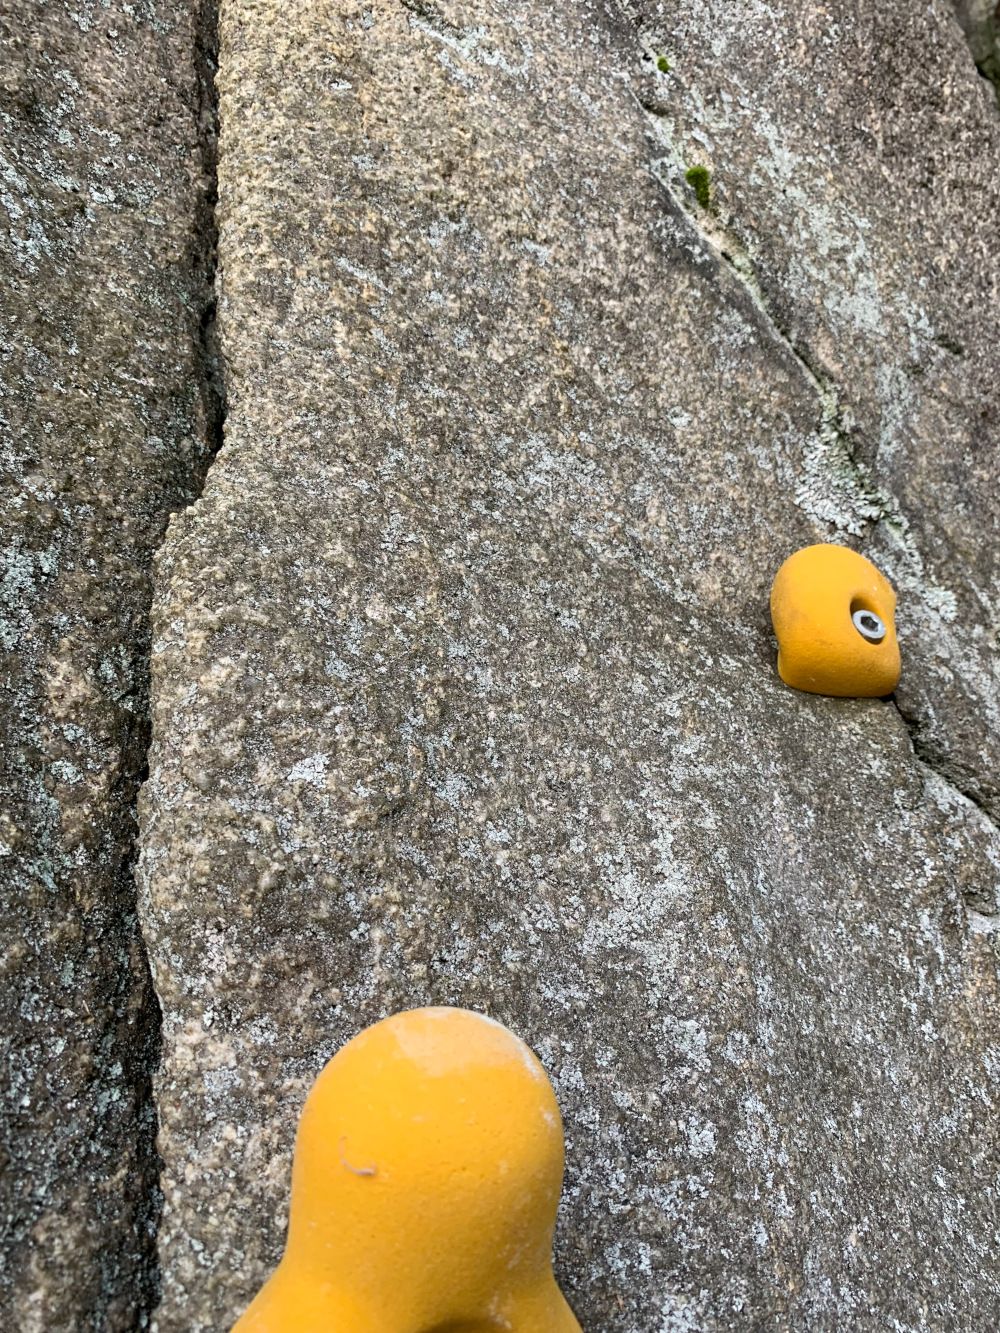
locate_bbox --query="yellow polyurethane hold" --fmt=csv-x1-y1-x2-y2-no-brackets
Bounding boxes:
770,543,900,697
232,1007,581,1333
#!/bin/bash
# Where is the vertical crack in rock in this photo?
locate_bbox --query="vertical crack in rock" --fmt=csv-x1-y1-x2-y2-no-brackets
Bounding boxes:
1,0,227,1324
136,0,226,1317
108,0,225,1320
192,0,226,474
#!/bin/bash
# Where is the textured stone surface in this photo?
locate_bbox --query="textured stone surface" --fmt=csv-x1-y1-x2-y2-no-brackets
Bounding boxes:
631,0,1000,823
0,2,216,1327
138,1,1000,1330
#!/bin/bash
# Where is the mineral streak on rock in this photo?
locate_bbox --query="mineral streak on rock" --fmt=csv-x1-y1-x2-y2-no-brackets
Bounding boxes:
0,1,217,1327
135,1,1000,1330
633,0,1000,819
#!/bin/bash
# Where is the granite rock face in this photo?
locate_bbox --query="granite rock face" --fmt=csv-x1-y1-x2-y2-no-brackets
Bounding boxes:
631,0,1000,824
133,0,1000,1329
0,1,217,1327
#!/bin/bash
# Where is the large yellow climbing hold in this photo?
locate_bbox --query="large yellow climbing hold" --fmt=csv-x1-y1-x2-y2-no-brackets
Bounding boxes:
770,543,901,697
231,1006,581,1333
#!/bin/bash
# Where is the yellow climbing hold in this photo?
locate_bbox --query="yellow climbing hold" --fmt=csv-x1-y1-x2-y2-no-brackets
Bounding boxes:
770,543,900,697
231,1006,581,1333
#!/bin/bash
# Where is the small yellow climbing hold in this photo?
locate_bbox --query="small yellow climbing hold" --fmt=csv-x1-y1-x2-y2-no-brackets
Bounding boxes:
232,1006,581,1333
770,543,900,697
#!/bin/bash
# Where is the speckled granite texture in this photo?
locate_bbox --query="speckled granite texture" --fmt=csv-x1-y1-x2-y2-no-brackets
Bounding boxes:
3,0,999,1328
136,1,1000,1330
0,1,217,1327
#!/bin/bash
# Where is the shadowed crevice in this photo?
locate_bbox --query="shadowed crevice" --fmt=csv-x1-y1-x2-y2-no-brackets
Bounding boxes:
193,0,227,473
133,0,226,1321
951,0,1000,108
890,693,1000,839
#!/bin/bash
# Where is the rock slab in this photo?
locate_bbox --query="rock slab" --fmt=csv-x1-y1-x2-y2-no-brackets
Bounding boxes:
139,1,1000,1330
0,1,216,1326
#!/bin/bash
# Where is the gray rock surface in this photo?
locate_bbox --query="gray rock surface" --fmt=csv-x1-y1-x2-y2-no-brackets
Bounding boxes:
0,1,216,1327
134,0,1000,1329
633,0,1000,823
